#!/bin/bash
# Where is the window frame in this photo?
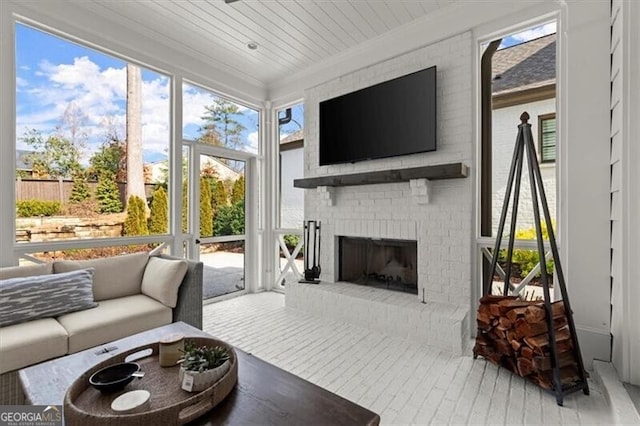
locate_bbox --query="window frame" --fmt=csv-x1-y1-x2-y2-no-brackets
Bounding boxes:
538,113,557,163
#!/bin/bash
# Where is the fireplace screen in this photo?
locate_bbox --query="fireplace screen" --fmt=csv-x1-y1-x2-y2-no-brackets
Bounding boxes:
339,237,417,294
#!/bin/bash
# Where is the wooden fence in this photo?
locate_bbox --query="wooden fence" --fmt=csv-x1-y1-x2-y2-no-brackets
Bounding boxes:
16,178,157,205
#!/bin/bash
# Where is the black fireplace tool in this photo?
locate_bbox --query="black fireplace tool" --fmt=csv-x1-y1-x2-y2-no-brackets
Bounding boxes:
299,220,321,284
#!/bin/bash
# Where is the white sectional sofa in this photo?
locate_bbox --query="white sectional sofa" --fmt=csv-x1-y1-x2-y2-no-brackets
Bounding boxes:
0,252,203,404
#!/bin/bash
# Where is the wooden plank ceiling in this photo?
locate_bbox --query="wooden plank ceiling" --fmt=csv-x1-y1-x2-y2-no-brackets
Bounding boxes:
74,0,453,87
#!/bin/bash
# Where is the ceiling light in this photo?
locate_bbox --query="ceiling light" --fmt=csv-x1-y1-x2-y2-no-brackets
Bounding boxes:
247,41,258,50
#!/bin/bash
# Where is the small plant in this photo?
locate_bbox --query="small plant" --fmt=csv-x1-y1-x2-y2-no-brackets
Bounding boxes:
123,195,149,236
180,341,230,373
148,186,168,234
16,200,61,217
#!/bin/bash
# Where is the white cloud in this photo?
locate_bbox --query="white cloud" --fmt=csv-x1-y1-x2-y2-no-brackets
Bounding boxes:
182,87,216,129
246,131,259,154
18,56,172,159
510,22,556,43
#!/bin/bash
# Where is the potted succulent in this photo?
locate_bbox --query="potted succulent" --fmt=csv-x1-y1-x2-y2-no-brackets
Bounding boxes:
178,340,231,392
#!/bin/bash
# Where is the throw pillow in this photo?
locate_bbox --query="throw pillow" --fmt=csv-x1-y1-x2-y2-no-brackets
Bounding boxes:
53,252,149,301
0,268,97,327
141,257,188,308
0,263,53,280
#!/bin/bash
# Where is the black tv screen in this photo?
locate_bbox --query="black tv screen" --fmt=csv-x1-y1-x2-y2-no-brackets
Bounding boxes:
319,66,437,166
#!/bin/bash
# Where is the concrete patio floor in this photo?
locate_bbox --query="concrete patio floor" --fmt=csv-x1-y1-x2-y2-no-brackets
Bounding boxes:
202,292,638,425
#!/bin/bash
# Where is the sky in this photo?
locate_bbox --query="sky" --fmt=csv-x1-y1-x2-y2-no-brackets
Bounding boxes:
15,19,549,166
499,22,556,49
15,23,265,165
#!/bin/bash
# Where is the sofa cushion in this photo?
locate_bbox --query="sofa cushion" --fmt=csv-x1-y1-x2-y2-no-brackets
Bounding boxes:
0,269,97,327
54,252,149,301
141,256,188,308
0,318,69,374
56,294,172,353
0,263,52,280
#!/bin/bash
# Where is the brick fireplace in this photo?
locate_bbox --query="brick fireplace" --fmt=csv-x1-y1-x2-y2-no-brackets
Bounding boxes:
286,31,474,354
339,236,418,294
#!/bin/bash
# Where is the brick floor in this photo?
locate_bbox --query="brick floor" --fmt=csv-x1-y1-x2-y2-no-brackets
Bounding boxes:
203,292,613,425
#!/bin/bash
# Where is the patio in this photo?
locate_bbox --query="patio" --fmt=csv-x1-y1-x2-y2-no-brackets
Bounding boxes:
202,292,635,425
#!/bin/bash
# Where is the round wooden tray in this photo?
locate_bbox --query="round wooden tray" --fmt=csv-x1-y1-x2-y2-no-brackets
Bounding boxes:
63,337,238,426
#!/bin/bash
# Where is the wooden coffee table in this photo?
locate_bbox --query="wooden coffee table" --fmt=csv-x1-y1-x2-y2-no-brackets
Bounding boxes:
19,322,380,425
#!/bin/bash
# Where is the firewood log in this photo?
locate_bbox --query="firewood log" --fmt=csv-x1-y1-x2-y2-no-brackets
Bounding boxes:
514,316,569,339
523,327,570,352
506,307,529,322
524,301,566,323
537,365,581,390
517,357,534,376
520,346,534,359
532,350,578,371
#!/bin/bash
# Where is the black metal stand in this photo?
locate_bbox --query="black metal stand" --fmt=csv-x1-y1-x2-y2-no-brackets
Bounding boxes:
484,112,589,405
299,220,321,284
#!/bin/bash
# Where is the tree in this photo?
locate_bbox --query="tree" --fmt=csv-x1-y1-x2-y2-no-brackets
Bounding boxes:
212,179,228,210
200,176,213,237
21,129,82,179
231,176,245,204
59,102,90,149
126,63,147,213
123,195,148,236
69,171,91,204
88,139,126,182
96,172,123,214
200,98,246,149
182,180,188,233
149,186,168,234
214,199,245,236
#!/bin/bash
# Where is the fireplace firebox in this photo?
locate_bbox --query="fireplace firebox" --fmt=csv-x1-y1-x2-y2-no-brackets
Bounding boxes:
338,236,417,294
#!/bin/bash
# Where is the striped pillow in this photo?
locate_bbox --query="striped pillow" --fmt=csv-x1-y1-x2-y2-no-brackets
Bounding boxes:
0,268,97,327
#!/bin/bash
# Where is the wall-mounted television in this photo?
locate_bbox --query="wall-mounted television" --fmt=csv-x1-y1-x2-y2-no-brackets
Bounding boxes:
319,66,437,166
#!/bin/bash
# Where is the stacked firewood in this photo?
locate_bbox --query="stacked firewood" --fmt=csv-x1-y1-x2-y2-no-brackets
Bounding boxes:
473,295,582,390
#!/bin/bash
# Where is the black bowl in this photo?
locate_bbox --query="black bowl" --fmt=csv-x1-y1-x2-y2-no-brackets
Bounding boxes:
89,362,140,393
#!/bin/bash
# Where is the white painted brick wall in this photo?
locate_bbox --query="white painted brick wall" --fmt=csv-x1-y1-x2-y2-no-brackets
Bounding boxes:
303,31,473,305
286,282,469,354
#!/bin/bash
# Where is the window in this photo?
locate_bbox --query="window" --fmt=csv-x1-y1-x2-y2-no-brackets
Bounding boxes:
15,23,171,243
539,114,556,163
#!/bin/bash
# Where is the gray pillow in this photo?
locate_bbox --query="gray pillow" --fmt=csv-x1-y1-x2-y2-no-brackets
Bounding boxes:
0,268,97,327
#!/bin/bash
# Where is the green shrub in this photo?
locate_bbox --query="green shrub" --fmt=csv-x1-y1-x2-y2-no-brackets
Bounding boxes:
149,186,168,234
500,221,555,278
231,176,244,204
69,172,91,204
214,199,244,236
123,195,148,236
16,200,61,217
200,176,213,237
96,172,123,214
181,180,189,233
283,233,303,257
212,179,228,210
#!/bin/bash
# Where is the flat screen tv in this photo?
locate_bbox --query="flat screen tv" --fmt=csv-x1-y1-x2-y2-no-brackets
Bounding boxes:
319,66,437,166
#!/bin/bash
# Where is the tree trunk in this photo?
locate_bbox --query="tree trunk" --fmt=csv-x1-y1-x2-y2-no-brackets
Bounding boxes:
126,63,147,213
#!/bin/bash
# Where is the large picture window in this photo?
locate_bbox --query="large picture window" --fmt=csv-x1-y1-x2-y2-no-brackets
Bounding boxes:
15,23,171,247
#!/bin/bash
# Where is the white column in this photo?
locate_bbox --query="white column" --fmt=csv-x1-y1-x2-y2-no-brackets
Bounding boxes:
0,8,16,266
558,1,611,367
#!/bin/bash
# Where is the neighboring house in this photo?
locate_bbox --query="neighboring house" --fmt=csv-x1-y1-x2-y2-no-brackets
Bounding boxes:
279,130,304,229
16,149,34,177
145,156,241,184
491,34,556,233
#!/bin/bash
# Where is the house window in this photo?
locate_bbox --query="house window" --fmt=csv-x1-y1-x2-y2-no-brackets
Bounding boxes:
539,114,556,163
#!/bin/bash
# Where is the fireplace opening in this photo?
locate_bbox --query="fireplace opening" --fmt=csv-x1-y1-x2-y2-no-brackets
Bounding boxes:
339,236,418,294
